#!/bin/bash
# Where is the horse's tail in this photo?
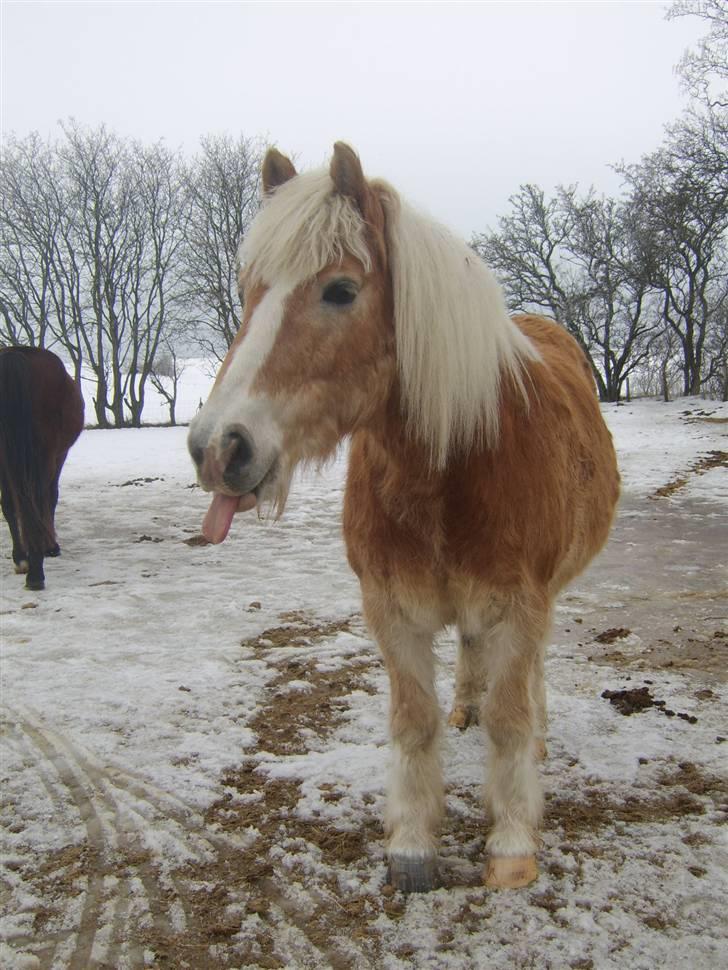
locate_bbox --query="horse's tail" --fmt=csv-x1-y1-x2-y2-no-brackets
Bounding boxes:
0,351,55,551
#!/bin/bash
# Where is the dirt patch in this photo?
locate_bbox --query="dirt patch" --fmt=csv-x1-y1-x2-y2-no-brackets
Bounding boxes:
240,611,358,651
652,450,728,498
547,760,727,847
33,842,98,915
683,415,728,425
589,629,727,677
658,760,728,805
247,659,377,758
179,624,391,966
548,785,704,839
594,627,632,644
115,477,165,487
643,631,727,676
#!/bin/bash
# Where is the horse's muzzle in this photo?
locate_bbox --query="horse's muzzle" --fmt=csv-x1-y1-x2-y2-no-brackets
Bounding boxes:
189,423,259,495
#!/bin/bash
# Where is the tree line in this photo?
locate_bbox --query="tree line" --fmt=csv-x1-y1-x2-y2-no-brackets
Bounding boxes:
1,2,726,422
474,0,728,402
473,110,727,401
0,123,262,426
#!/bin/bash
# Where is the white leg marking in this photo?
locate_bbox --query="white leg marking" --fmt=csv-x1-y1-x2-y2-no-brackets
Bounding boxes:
481,612,546,861
364,591,443,861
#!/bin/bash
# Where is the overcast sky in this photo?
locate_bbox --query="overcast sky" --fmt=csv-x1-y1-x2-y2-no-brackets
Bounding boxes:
1,1,704,235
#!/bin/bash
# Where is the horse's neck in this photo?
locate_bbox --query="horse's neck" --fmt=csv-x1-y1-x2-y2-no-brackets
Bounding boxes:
353,393,447,503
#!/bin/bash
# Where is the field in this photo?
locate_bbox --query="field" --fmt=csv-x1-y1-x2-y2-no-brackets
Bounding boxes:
1,386,727,970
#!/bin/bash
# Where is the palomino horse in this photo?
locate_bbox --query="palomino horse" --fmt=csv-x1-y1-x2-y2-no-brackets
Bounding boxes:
189,144,620,892
0,346,84,590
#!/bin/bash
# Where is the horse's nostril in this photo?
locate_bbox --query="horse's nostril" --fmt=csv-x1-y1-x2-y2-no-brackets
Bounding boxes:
224,429,254,479
190,444,205,468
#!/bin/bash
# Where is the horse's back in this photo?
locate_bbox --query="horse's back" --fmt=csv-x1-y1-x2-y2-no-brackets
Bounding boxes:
0,347,84,456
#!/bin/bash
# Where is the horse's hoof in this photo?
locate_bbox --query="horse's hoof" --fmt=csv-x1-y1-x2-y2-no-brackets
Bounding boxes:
387,856,439,893
534,738,548,762
14,560,29,575
448,704,479,730
46,544,61,558
25,577,45,591
484,855,538,889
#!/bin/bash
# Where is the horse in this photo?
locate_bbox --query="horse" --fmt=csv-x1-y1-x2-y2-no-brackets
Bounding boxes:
0,346,85,590
188,143,620,893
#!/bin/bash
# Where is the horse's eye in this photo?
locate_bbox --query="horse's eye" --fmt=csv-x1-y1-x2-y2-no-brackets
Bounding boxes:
322,280,358,306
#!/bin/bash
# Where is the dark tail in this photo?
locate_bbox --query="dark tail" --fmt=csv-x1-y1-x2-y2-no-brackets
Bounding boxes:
0,351,55,552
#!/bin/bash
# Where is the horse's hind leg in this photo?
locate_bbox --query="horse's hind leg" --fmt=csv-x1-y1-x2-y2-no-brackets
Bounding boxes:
481,597,550,889
45,462,63,557
363,584,443,893
1,492,28,574
449,628,548,755
448,631,487,729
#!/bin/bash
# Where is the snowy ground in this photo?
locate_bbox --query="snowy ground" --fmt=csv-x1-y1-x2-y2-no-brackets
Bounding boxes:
1,380,727,970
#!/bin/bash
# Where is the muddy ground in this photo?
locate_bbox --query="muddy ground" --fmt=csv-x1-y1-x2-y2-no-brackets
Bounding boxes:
2,462,727,969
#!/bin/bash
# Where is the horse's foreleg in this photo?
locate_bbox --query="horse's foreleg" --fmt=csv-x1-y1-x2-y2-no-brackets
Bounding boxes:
481,603,549,889
25,552,45,590
364,588,443,893
448,631,487,729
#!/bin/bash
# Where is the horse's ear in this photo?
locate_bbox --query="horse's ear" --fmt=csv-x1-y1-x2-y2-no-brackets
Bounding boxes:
330,142,368,211
262,148,297,195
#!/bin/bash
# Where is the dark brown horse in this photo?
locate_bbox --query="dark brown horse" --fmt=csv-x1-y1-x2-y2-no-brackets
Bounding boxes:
0,347,84,590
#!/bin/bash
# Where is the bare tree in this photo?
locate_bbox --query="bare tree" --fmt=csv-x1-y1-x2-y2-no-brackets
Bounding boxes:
616,111,728,396
668,0,728,110
472,186,660,401
57,122,134,425
150,340,187,425
472,185,582,330
0,134,64,351
1,123,193,426
700,293,728,399
118,140,188,426
52,123,188,427
183,134,263,361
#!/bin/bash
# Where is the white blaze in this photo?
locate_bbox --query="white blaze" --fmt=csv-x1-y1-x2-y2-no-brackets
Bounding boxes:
193,278,294,440
216,278,293,400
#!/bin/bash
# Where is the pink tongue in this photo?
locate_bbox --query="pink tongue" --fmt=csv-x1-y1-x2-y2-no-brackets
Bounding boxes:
202,493,256,544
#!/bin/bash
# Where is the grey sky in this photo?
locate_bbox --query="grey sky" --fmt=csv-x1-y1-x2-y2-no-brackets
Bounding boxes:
1,1,704,235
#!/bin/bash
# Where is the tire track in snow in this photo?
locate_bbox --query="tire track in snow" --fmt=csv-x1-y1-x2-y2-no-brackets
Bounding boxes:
1,720,81,968
6,704,376,969
8,710,117,970
262,875,375,970
6,706,180,969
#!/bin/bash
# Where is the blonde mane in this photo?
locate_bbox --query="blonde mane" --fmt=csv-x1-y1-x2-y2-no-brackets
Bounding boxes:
240,170,372,286
240,167,539,467
374,180,539,466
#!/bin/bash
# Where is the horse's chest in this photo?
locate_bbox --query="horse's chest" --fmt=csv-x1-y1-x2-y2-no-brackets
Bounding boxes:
342,478,446,583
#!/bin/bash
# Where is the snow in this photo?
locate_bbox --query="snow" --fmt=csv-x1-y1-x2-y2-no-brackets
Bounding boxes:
1,372,727,969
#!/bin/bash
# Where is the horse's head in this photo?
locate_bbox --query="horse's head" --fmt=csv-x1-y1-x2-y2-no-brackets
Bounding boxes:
188,142,396,542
